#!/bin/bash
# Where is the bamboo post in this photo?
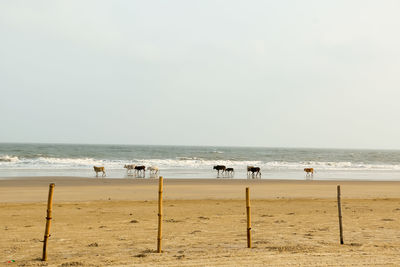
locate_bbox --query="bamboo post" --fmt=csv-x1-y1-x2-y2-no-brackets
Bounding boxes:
246,187,252,248
337,185,344,245
42,183,55,261
157,176,163,253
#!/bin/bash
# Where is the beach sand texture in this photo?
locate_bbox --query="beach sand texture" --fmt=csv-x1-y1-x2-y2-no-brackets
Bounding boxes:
1,177,400,266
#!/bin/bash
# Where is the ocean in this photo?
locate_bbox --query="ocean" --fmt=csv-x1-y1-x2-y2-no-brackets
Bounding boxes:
1,143,400,180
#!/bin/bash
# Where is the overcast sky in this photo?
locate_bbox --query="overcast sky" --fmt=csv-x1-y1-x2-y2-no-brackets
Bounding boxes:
1,1,400,149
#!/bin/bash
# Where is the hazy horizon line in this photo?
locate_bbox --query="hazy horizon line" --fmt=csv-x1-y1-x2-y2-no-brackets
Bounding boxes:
0,141,399,152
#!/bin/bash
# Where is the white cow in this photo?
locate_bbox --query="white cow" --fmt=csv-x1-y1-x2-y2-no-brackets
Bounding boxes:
124,164,136,175
147,166,159,177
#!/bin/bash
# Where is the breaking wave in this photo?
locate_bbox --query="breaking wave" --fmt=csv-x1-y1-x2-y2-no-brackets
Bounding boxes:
1,155,400,171
0,155,19,162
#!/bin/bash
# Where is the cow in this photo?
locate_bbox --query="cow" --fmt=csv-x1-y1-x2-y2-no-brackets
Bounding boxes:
213,165,226,176
93,166,106,177
248,167,261,178
134,165,146,177
304,168,314,179
225,167,234,177
124,164,136,175
147,166,159,177
247,166,254,176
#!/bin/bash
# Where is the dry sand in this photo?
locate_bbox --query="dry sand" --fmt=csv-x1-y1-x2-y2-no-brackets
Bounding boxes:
1,177,400,266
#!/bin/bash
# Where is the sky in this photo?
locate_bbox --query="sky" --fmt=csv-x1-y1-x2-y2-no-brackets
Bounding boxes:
1,1,400,149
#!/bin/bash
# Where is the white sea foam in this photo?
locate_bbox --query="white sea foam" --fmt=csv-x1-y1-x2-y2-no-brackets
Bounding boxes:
1,156,400,171
0,155,19,162
262,161,400,171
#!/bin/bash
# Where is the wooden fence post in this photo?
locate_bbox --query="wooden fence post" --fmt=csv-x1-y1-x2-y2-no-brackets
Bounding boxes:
337,185,344,245
42,183,55,261
157,176,163,253
246,187,252,248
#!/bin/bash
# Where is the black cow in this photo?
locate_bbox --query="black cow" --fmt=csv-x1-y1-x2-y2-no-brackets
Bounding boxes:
134,165,146,177
249,167,261,178
225,167,234,177
213,165,226,176
247,165,254,176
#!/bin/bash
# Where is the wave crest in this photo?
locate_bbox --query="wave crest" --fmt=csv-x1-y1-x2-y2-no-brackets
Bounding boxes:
1,156,400,171
0,155,19,162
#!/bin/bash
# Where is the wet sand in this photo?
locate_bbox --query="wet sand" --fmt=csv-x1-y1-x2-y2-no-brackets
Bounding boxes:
1,177,400,266
1,176,400,202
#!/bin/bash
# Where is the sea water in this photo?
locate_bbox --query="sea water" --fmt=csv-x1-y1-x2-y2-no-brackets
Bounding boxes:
1,143,400,180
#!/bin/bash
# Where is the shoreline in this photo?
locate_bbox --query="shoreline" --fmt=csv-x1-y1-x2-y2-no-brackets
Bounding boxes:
2,169,400,181
1,176,400,203
4,175,400,183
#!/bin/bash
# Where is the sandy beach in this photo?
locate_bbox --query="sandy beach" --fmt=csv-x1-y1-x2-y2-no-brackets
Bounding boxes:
4,0,400,265
1,177,400,266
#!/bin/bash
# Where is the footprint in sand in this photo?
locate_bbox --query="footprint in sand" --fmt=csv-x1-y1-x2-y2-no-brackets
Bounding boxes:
175,254,185,259
165,218,182,223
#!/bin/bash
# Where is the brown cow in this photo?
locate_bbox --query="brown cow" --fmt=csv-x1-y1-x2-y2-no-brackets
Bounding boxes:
304,168,314,174
304,168,314,178
93,166,106,177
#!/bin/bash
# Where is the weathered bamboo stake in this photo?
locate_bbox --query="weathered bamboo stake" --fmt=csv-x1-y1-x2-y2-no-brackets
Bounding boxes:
157,176,163,253
42,183,55,261
337,185,344,245
246,187,252,248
